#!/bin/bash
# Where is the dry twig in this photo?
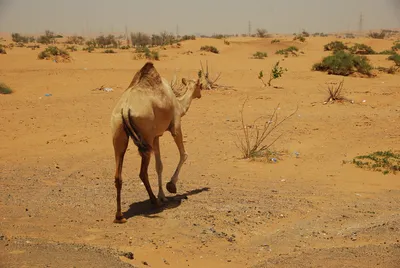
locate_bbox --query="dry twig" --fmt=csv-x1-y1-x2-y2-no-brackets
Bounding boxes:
236,97,298,158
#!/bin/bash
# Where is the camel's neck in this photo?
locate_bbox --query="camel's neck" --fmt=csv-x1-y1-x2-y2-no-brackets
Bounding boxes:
177,87,195,116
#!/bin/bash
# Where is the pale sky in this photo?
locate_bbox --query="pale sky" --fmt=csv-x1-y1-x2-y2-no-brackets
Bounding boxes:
1,0,400,36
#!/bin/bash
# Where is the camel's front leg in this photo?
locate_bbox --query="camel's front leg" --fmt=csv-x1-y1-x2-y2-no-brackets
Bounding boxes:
139,150,162,207
166,127,188,194
153,136,168,203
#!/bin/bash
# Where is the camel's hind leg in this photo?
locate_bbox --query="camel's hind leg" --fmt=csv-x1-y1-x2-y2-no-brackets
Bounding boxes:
113,125,129,224
167,127,188,194
139,151,161,207
153,136,168,203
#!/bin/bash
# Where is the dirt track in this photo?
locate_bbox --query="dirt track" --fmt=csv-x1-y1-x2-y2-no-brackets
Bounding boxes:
0,36,399,267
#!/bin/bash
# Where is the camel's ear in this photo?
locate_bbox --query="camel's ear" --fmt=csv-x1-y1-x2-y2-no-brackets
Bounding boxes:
182,78,187,85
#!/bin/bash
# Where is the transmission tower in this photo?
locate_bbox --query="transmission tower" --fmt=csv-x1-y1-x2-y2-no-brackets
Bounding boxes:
248,21,252,36
125,25,130,46
358,13,363,33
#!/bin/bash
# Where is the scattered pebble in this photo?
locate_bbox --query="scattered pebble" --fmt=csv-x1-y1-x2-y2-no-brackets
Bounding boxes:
119,251,134,260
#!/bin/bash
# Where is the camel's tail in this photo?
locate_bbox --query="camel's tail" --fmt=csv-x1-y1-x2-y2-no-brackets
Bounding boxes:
121,108,151,155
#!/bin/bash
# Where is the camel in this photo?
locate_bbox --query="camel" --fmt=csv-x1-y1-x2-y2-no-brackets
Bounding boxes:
110,61,202,223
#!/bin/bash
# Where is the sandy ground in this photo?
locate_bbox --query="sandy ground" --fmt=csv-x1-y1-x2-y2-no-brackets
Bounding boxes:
0,35,399,268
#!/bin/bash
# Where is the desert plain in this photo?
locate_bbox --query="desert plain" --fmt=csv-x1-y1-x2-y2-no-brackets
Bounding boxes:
0,32,399,267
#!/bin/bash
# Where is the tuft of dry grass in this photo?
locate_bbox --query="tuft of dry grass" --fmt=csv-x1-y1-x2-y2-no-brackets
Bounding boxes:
236,97,298,159
323,79,353,104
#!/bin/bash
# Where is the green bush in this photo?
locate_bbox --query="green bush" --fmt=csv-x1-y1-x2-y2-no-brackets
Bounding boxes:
212,34,225,39
38,46,70,60
353,151,400,174
130,32,151,47
349,43,376,55
120,45,130,50
181,35,196,41
65,35,85,45
276,46,299,57
379,50,397,55
135,46,150,53
37,30,56,45
252,51,268,59
104,49,116,53
96,35,118,48
312,50,373,76
83,46,95,53
313,32,328,37
391,42,400,51
388,54,400,66
0,82,13,94
145,50,159,60
324,41,348,52
368,31,386,39
293,34,306,42
11,33,34,43
200,45,219,54
66,45,77,52
271,39,280,44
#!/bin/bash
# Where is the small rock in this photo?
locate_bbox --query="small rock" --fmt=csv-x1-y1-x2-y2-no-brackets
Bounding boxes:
142,261,149,266
120,251,134,260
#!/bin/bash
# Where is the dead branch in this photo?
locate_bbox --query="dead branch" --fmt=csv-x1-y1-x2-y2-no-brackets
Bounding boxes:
92,85,105,91
199,60,233,90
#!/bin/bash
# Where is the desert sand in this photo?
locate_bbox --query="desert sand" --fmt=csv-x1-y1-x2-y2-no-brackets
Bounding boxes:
0,34,399,267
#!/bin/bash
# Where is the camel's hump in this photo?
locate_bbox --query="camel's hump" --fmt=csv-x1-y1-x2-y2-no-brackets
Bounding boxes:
128,61,162,88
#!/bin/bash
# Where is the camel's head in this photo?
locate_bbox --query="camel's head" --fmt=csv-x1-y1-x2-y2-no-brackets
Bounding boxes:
182,78,202,99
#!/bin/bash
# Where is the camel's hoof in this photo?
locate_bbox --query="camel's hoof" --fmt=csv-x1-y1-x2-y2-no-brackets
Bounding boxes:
113,217,127,224
158,196,169,203
166,182,177,194
150,198,163,207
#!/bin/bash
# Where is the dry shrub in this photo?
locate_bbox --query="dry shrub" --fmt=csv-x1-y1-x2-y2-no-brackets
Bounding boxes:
200,45,219,54
375,66,399,74
322,79,353,104
0,45,6,54
236,97,298,159
198,61,232,90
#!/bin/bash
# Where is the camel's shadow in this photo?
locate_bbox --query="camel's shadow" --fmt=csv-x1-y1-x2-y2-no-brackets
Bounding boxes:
122,187,210,220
